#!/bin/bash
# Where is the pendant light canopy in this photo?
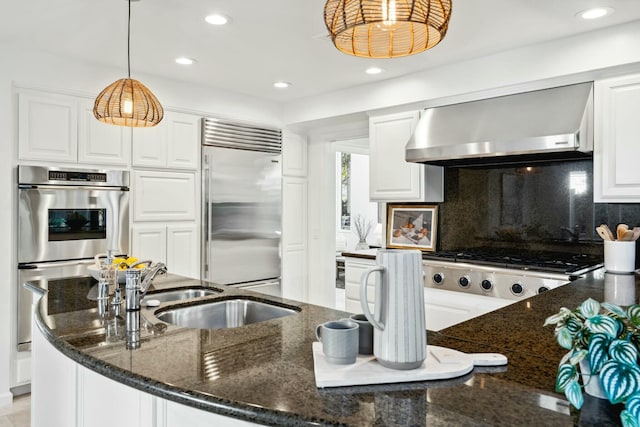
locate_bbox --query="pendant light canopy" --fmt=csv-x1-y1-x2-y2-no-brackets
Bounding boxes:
93,0,163,127
324,0,452,59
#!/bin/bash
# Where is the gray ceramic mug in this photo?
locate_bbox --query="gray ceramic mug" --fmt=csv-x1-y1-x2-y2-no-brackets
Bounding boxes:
349,314,374,355
315,319,359,365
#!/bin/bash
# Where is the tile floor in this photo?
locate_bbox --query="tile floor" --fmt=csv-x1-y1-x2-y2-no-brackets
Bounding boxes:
0,394,30,427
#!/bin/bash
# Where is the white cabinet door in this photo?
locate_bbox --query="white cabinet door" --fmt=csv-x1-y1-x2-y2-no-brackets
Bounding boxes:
167,223,199,279
132,120,168,168
282,130,308,177
282,176,307,301
18,91,78,163
369,111,443,202
344,257,376,314
131,224,167,264
133,170,196,222
594,74,640,202
132,111,199,170
166,112,200,170
78,99,131,166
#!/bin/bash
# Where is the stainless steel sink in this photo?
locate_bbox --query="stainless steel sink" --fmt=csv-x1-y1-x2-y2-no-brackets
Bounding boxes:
154,298,300,329
141,287,221,304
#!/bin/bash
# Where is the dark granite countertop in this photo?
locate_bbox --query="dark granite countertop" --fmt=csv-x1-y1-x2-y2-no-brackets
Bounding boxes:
31,269,640,426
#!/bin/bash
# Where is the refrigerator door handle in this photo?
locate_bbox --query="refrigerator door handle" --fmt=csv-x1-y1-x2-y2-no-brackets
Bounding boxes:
202,153,211,280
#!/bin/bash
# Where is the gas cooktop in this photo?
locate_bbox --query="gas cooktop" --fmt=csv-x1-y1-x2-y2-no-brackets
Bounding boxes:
422,248,603,275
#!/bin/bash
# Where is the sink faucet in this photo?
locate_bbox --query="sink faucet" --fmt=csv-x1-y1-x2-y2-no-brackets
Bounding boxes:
560,225,581,242
124,262,167,311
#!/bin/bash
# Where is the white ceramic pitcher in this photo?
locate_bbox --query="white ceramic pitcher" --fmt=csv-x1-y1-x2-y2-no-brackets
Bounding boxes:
360,249,426,370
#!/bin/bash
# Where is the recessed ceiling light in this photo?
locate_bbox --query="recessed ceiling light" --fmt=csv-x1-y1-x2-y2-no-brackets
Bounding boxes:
205,14,229,25
366,67,384,75
273,81,291,89
577,7,614,20
175,57,195,65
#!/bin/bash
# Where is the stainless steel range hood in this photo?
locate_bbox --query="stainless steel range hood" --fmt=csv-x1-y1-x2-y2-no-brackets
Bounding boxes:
405,82,593,167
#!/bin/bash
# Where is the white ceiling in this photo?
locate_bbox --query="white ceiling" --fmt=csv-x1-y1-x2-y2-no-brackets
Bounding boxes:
2,0,640,104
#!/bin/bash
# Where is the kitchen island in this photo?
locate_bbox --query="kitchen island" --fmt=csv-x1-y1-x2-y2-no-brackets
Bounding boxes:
29,269,636,426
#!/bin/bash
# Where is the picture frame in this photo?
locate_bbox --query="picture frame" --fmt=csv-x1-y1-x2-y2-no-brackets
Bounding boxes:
386,204,438,252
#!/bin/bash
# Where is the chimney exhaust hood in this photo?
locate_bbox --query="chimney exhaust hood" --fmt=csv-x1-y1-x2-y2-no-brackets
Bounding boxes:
405,82,593,167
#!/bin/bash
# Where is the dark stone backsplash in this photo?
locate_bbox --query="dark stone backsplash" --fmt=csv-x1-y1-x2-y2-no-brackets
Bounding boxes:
436,160,640,260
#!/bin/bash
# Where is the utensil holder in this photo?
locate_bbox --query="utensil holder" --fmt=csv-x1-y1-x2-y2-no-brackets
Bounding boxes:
604,240,636,274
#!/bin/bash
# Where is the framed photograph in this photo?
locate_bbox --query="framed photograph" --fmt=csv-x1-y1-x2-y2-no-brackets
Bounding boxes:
386,204,438,251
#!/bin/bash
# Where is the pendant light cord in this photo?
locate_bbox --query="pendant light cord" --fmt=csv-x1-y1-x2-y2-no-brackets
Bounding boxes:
127,0,131,78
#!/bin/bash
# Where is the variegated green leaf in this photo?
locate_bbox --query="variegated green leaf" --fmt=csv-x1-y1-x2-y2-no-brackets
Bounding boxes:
602,302,628,318
588,334,610,373
564,379,584,410
565,316,583,334
580,298,601,318
609,340,639,365
569,349,588,365
544,308,573,326
585,315,622,338
628,305,640,328
624,393,640,424
556,327,574,350
556,363,578,392
600,361,640,404
621,410,640,427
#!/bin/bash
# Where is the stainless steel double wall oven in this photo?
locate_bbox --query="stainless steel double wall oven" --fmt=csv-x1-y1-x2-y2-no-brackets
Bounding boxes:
17,166,129,350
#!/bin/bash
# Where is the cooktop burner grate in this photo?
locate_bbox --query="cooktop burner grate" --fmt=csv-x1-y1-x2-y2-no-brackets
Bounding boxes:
423,249,603,275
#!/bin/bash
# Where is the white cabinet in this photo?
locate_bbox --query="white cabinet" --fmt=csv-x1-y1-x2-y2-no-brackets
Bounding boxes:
368,111,443,202
281,131,308,302
594,74,640,202
132,111,199,170
18,90,78,163
344,257,376,314
78,99,132,165
131,223,199,278
18,89,130,166
132,170,197,222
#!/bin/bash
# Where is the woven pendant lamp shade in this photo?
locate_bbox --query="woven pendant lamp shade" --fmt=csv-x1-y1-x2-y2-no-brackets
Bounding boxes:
94,78,164,127
324,0,452,58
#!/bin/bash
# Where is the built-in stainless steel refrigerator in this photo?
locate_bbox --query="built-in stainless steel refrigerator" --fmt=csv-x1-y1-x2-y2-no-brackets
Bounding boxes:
201,118,282,296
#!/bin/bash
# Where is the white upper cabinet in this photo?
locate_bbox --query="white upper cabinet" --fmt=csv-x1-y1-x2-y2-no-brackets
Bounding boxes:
18,90,130,166
132,170,197,222
282,130,308,177
369,111,443,202
132,111,199,170
18,91,78,163
78,99,131,166
594,74,640,202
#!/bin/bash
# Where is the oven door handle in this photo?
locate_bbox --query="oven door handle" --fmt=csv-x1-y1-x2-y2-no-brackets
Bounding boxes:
18,184,129,191
18,260,96,270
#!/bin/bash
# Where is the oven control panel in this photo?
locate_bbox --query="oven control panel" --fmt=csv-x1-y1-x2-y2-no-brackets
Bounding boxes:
423,260,571,301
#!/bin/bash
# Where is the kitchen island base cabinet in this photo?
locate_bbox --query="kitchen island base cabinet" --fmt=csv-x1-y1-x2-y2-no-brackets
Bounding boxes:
32,320,259,427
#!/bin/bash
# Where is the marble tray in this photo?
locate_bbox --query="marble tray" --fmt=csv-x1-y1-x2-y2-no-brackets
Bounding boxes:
312,342,507,388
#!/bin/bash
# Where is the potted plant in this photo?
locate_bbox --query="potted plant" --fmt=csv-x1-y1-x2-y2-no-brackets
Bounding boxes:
545,298,640,426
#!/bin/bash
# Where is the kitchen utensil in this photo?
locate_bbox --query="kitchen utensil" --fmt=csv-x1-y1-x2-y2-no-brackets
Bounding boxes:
349,314,374,355
604,240,636,273
633,227,640,241
315,319,359,365
617,224,629,240
360,249,426,370
621,230,636,241
601,224,616,241
596,226,612,241
312,342,507,388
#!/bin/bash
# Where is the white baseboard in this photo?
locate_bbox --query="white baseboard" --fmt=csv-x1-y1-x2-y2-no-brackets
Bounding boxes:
0,391,14,408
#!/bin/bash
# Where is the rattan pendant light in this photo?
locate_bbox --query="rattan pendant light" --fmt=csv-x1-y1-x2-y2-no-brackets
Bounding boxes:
324,0,452,58
93,0,163,127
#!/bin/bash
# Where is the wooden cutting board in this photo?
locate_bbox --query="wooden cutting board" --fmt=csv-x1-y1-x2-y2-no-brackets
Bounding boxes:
312,342,507,388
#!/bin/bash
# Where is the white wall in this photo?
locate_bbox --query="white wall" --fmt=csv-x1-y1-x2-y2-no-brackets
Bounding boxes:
0,43,281,403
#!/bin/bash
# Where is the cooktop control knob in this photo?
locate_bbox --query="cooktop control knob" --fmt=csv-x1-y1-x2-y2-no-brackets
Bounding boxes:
538,286,550,294
433,273,444,285
511,283,524,295
458,276,471,288
481,279,493,291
